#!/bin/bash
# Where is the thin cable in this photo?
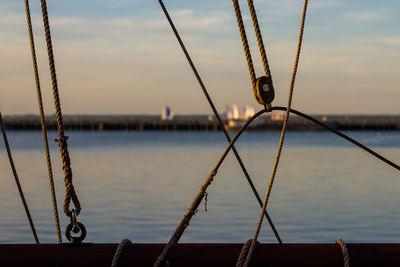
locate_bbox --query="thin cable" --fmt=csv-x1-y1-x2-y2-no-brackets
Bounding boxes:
24,0,62,243
243,1,308,266
157,0,281,242
247,0,272,78
0,113,40,244
40,0,81,218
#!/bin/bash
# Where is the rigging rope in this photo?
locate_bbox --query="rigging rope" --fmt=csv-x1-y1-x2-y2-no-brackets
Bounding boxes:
0,113,40,244
40,0,81,219
336,238,350,267
247,0,272,78
236,239,259,267
157,0,281,248
232,0,275,106
152,105,398,266
232,0,257,102
242,1,309,265
111,239,132,267
24,0,62,243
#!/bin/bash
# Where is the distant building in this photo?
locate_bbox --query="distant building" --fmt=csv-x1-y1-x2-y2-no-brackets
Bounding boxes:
222,104,255,120
270,112,283,121
243,105,255,119
161,105,174,120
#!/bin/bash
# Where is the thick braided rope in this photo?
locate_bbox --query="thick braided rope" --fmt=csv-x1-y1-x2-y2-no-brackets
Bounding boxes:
0,113,40,244
158,0,281,248
247,0,272,78
40,0,81,218
111,239,132,267
236,239,259,267
232,0,257,96
336,239,350,267
243,1,309,266
24,0,62,242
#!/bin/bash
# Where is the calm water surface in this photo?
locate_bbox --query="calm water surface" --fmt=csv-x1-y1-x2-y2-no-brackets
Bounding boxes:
0,131,399,243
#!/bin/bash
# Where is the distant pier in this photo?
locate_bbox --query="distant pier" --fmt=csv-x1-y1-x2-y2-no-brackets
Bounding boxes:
2,114,400,131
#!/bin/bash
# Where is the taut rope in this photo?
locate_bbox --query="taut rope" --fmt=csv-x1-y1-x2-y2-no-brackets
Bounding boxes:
0,113,39,244
232,0,275,106
155,2,282,264
242,1,309,266
24,0,62,243
40,0,86,242
40,0,81,219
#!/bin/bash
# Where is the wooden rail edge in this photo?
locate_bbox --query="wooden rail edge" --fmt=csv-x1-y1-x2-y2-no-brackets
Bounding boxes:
1,243,400,266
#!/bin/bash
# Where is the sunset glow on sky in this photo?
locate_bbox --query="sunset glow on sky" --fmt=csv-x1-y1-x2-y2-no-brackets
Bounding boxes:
1,0,399,115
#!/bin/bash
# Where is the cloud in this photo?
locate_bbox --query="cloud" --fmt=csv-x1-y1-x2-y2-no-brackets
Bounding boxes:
382,36,400,46
344,9,390,22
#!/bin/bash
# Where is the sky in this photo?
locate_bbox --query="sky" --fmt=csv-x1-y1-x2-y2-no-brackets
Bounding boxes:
0,0,399,115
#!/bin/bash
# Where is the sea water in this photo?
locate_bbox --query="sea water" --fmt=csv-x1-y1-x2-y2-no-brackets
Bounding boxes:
0,131,399,243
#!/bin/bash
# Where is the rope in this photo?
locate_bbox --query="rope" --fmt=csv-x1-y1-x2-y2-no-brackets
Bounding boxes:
282,108,400,171
40,0,81,218
0,113,40,244
236,239,259,267
247,0,272,78
232,0,258,103
243,2,309,265
24,0,62,243
336,239,350,267
111,239,132,267
157,0,281,245
156,105,398,267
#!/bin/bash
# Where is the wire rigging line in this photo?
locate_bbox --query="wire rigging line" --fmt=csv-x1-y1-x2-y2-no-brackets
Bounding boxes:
0,113,40,244
24,0,62,243
243,1,309,266
40,0,81,219
157,0,281,242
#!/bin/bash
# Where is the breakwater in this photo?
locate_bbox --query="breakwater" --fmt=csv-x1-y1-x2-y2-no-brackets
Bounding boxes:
2,114,400,131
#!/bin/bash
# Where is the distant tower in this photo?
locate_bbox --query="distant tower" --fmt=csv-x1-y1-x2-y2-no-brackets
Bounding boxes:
232,104,240,120
161,105,174,120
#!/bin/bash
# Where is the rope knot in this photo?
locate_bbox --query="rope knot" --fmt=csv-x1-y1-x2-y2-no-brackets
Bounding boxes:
55,135,68,143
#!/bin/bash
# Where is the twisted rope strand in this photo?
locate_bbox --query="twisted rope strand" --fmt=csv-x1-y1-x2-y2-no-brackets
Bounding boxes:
336,239,350,267
111,239,132,267
40,0,81,218
156,0,281,259
155,105,400,266
153,109,265,267
24,0,62,243
156,105,397,267
232,0,257,94
0,113,40,244
236,239,259,267
243,1,309,266
247,0,272,78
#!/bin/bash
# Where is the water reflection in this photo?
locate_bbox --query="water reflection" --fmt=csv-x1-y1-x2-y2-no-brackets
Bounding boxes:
0,131,399,243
